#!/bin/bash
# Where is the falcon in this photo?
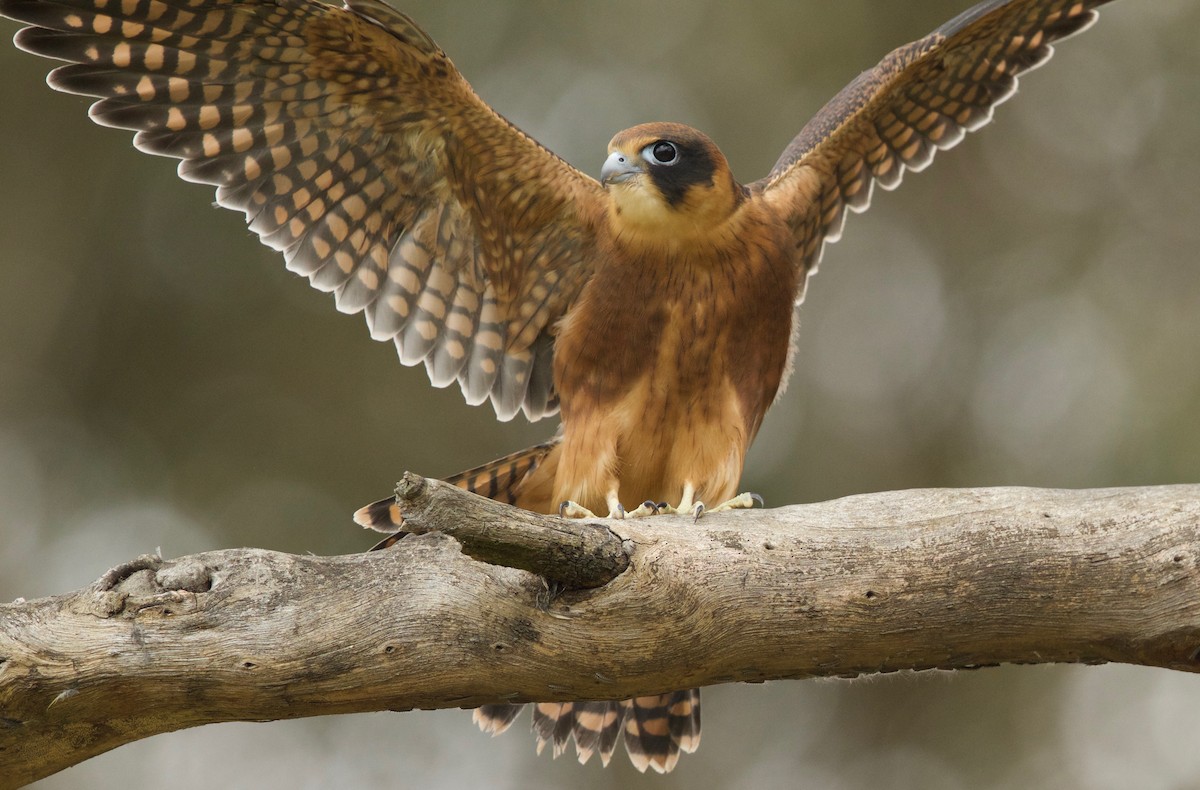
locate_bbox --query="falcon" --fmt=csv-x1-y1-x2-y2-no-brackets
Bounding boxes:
0,0,1117,773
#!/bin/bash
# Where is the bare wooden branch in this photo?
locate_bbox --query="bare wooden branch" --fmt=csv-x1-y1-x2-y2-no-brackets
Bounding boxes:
2,483,1199,787
389,472,629,587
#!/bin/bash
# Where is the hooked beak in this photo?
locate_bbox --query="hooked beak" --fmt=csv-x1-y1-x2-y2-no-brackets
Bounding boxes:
601,151,642,185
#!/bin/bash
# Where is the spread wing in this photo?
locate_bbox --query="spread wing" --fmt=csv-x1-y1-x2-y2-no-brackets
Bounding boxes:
2,0,606,420
755,0,1114,286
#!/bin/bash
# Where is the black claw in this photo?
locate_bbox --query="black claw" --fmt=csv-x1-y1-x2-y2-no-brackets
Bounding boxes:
657,502,669,511
750,492,765,508
558,501,571,517
616,503,626,517
642,500,661,515
692,503,705,523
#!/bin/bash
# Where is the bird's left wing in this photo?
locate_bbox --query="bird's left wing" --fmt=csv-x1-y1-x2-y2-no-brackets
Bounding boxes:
1,0,606,420
753,0,1114,292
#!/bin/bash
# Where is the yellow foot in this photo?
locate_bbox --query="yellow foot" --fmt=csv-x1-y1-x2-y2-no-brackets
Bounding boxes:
559,500,601,519
703,491,764,514
626,500,663,517
659,483,763,521
558,499,668,519
559,490,761,522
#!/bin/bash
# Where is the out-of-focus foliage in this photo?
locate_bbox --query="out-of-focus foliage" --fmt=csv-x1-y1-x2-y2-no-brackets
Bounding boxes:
1,1,1197,788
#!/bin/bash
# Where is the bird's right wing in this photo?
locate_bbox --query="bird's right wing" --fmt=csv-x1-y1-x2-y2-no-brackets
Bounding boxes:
2,0,607,420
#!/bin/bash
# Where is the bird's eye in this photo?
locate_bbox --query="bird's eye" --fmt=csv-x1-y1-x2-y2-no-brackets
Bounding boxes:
643,141,679,166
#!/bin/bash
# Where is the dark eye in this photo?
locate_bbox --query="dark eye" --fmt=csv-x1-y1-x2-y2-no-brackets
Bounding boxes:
643,141,679,166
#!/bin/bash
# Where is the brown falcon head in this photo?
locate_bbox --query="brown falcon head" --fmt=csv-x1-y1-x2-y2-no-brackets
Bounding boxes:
601,122,744,241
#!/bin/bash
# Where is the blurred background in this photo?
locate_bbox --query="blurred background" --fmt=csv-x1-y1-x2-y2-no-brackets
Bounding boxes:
2,0,1198,787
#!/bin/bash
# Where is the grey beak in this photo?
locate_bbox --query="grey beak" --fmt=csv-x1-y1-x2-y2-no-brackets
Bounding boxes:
601,151,641,185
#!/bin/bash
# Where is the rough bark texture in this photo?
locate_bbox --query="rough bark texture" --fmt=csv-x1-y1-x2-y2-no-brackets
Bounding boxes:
2,483,1199,787
387,473,630,587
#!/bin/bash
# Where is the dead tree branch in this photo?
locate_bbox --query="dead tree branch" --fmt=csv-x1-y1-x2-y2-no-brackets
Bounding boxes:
2,482,1199,787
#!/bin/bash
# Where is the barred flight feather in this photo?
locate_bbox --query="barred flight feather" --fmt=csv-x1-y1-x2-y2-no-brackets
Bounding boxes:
4,0,603,422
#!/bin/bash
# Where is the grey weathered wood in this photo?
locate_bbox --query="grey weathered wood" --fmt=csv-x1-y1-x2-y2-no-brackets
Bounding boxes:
2,483,1199,787
388,473,630,587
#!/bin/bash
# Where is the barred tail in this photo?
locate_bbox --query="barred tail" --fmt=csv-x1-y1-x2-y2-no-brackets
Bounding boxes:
475,690,701,773
356,438,699,771
353,438,559,549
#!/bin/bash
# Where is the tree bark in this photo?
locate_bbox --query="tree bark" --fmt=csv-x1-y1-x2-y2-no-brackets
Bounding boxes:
2,481,1198,787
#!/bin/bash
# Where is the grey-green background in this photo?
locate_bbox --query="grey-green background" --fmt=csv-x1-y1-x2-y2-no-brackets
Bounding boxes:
2,1,1198,787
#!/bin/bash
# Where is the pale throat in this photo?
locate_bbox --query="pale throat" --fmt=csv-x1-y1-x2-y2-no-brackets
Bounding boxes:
606,181,739,247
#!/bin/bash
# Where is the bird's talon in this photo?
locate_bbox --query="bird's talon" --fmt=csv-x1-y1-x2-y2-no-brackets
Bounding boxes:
702,491,762,515
625,500,661,517
560,500,599,519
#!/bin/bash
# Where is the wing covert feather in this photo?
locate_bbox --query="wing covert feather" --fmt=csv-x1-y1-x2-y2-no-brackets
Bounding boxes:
3,0,605,420
757,0,1113,282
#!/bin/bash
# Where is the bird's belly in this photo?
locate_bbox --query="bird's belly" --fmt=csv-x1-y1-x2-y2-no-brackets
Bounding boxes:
622,376,747,504
552,305,759,512
550,228,797,513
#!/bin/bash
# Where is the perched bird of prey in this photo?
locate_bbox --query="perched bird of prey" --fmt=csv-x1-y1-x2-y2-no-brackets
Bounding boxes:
1,0,1117,773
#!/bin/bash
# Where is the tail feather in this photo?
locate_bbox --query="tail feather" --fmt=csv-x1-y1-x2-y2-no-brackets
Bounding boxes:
473,703,523,736
471,690,700,773
572,700,626,767
670,688,703,755
357,437,700,772
445,439,559,506
354,498,405,533
531,702,575,757
623,691,701,774
354,438,560,548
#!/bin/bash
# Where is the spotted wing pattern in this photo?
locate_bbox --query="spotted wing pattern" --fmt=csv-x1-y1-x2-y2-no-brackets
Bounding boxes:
477,690,701,774
757,0,1113,283
2,0,605,420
